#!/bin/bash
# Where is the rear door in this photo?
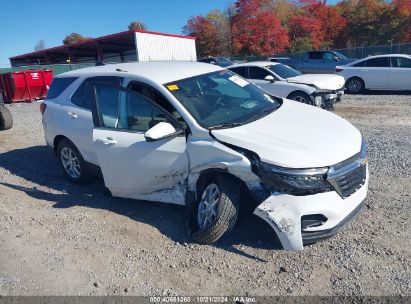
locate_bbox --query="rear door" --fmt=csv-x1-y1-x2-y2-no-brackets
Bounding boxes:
362,57,391,89
389,57,411,90
58,76,122,164
90,83,188,204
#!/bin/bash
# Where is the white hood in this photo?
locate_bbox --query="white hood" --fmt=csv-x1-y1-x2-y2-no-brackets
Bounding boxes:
212,99,362,168
286,74,345,90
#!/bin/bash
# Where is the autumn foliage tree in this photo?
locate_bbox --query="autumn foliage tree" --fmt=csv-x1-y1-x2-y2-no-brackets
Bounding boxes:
183,0,411,57
231,0,289,55
183,16,217,57
128,21,147,31
63,33,91,45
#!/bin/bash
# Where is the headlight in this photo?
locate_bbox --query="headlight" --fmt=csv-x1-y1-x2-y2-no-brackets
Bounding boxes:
314,95,323,107
253,162,332,195
360,137,367,165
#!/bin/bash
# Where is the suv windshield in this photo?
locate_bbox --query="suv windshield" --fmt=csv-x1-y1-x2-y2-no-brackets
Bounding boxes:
268,64,301,79
165,70,281,129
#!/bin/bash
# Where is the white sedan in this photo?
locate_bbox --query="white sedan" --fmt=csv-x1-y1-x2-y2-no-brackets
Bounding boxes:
336,54,411,94
228,61,345,109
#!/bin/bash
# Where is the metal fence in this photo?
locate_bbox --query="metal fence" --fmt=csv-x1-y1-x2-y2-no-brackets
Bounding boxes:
230,42,411,61
0,63,95,75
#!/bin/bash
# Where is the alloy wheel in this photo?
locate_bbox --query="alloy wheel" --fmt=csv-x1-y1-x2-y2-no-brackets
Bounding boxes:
197,183,220,229
60,147,81,179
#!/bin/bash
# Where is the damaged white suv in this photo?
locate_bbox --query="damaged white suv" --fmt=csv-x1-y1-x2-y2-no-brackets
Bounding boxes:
42,62,368,251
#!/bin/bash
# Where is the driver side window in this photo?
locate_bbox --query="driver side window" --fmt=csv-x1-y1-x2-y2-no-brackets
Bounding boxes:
95,85,170,132
248,67,271,80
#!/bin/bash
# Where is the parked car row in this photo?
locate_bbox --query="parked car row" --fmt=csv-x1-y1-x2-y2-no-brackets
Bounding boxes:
202,53,411,95
41,62,369,251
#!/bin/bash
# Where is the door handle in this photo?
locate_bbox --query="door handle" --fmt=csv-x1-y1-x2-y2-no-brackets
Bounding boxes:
67,112,78,119
96,137,117,145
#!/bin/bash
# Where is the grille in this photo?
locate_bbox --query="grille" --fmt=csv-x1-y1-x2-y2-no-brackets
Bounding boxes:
327,154,367,199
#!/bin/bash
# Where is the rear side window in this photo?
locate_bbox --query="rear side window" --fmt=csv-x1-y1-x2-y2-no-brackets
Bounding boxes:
70,76,122,110
391,57,411,68
229,67,248,78
365,57,390,67
308,52,322,60
353,61,366,67
46,77,77,99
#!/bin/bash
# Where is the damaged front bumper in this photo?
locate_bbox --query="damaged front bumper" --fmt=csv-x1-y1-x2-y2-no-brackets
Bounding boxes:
312,89,345,108
253,167,368,251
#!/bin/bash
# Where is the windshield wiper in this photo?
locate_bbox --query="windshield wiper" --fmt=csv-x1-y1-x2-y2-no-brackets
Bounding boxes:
208,121,244,130
245,105,279,123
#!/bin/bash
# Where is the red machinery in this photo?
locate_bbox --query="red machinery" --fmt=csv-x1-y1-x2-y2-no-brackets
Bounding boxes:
0,70,53,103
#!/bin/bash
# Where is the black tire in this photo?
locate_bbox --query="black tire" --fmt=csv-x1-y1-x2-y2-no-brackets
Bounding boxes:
56,138,90,184
346,77,364,94
0,106,13,130
288,91,313,106
190,175,240,244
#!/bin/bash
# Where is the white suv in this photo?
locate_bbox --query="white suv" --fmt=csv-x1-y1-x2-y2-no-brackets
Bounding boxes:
41,62,368,251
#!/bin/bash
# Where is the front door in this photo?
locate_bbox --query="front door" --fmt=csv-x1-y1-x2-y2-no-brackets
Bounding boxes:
90,83,188,205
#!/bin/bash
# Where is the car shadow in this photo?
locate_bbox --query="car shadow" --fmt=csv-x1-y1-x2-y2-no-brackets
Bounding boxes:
0,145,281,258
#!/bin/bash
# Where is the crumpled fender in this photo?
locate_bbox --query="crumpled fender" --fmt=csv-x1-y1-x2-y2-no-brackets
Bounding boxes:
253,198,303,251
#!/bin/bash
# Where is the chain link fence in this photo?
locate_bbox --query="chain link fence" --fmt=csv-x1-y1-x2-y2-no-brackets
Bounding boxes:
230,42,411,61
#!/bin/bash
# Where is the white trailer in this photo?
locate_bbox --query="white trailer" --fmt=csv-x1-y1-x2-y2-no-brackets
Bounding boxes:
134,31,197,62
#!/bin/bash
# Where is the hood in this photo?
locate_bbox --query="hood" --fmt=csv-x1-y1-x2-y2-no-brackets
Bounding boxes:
287,74,345,90
212,99,362,168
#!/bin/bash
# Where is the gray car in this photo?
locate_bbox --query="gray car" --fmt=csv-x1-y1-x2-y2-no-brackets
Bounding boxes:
270,51,355,74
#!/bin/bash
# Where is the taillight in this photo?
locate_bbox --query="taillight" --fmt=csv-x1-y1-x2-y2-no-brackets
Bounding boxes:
40,103,47,115
336,68,343,72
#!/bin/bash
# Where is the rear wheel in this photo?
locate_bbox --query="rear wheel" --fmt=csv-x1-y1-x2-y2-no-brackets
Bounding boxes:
0,106,13,130
57,139,89,184
288,92,313,105
346,77,364,94
190,175,240,244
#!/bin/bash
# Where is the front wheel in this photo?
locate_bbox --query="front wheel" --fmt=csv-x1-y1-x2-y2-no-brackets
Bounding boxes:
346,77,364,94
190,175,240,244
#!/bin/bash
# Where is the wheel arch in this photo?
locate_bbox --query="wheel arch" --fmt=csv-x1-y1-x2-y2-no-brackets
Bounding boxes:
346,76,366,89
53,135,70,154
287,90,311,100
194,168,261,213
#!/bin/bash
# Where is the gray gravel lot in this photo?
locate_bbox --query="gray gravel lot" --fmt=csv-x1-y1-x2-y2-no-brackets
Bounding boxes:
0,94,410,296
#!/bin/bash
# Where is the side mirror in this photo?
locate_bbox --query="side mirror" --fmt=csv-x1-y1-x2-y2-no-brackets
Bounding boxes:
264,75,275,83
144,122,183,142
334,56,340,62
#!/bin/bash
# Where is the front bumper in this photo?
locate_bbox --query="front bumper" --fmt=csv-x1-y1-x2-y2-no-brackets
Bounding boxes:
312,90,345,108
253,165,368,251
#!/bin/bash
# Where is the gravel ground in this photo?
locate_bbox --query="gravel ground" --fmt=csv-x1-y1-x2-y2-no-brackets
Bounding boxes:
0,94,410,296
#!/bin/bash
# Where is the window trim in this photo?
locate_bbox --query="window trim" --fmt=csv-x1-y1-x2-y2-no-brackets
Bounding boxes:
127,80,190,132
69,76,123,110
90,82,184,134
46,77,78,100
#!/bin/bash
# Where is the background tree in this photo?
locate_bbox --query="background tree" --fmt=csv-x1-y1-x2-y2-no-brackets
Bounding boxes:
232,0,289,55
34,39,46,51
63,33,91,45
128,21,147,31
183,16,217,57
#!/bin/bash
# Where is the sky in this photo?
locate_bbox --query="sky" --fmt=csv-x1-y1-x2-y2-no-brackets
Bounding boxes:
0,0,338,67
